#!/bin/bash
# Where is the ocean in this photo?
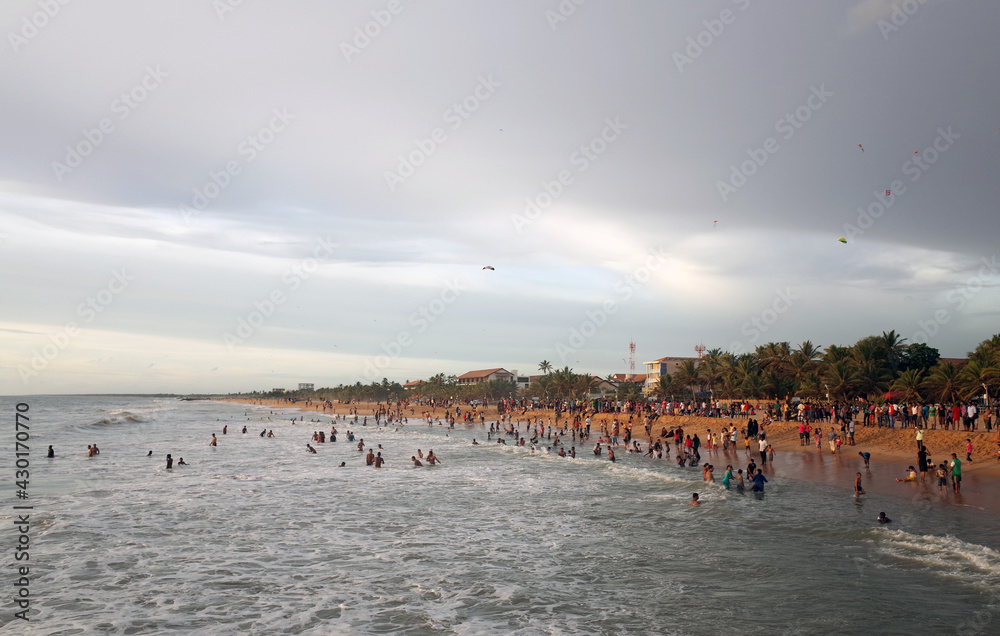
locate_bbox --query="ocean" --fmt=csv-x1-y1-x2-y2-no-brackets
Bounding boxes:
4,395,1000,635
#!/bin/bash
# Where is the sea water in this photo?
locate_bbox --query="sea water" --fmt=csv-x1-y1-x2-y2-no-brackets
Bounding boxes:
3,396,1000,635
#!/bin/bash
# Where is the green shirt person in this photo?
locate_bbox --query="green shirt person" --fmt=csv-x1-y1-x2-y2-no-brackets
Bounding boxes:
950,453,962,493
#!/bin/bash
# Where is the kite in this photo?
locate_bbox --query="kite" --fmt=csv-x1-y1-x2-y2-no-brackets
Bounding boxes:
838,237,848,244
886,190,891,196
858,144,864,152
483,266,495,270
713,220,718,227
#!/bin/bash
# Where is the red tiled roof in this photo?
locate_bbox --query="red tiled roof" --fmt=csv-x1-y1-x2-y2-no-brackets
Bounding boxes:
457,368,510,379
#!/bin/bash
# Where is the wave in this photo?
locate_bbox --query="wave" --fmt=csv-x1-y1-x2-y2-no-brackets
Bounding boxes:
83,411,151,428
874,528,1000,591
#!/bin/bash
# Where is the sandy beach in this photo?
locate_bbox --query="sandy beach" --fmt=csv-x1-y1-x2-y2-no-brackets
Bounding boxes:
217,397,1000,513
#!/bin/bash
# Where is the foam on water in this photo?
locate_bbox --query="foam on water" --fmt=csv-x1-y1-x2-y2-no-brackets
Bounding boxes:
6,396,1000,635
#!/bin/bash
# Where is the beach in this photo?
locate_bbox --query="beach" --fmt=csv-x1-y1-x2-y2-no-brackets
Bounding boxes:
12,394,1000,634
219,397,1000,512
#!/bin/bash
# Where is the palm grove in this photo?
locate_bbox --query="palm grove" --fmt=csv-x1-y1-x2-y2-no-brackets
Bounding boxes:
253,332,999,405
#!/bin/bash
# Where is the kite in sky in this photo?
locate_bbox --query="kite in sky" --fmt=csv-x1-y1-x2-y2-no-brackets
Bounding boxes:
483,266,495,270
713,220,718,228
858,144,864,152
838,237,848,244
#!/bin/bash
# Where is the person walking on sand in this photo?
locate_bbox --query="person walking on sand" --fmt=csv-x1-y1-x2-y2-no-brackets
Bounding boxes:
966,438,974,463
915,426,925,451
855,472,866,497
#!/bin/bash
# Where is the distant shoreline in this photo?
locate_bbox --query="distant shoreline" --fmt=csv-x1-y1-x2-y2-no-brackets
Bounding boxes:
216,397,1000,514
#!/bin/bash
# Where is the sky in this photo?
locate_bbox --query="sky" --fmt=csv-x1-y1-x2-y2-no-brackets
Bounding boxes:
2,0,999,394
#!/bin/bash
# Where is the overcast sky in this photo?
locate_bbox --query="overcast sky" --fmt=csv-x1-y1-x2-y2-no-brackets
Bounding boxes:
2,0,998,394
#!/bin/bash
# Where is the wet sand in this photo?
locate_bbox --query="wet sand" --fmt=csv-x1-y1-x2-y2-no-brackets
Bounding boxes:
216,398,1000,514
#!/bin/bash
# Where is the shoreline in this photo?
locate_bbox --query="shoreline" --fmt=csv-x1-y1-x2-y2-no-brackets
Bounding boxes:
214,397,1000,514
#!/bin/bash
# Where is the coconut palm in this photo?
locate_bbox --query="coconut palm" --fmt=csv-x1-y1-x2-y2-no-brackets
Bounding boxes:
652,374,673,400
923,362,963,403
673,359,702,397
890,368,925,401
958,359,1000,401
538,360,553,375
824,361,859,400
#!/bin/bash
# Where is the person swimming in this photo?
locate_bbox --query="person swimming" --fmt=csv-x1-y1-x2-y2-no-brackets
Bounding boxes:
48,445,55,458
691,493,700,506
307,444,317,454
411,456,423,467
877,512,892,523
178,458,187,465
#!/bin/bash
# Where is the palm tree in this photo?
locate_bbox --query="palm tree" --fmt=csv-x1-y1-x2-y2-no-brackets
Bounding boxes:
652,374,673,400
823,361,859,400
673,360,702,398
756,342,791,375
880,330,908,372
958,360,1000,401
891,368,925,401
538,360,553,375
924,362,963,403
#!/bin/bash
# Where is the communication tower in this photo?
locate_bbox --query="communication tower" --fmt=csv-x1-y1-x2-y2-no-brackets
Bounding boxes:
694,343,706,358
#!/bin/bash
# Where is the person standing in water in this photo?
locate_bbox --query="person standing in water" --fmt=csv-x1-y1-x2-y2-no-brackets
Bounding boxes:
47,445,54,458
751,469,768,492
210,434,217,447
854,472,866,497
166,454,173,470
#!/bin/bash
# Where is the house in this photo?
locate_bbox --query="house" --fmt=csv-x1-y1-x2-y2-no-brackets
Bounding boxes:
456,368,514,385
643,356,701,395
588,376,618,398
298,383,314,391
608,373,647,385
403,380,426,391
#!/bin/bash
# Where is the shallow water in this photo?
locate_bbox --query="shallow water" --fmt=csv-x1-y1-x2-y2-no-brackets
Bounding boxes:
4,396,1000,635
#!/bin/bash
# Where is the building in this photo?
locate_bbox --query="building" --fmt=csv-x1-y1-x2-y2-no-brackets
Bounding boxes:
608,373,647,394
456,368,514,385
403,380,426,391
642,356,702,395
271,388,286,393
511,370,531,392
298,383,314,391
588,376,618,398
